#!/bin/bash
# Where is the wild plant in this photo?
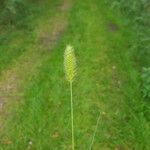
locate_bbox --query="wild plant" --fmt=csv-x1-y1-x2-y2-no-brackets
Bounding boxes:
64,45,101,150
64,45,76,150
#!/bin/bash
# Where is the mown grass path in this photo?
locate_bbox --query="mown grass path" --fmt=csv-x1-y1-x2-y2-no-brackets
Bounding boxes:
0,0,71,138
0,0,149,150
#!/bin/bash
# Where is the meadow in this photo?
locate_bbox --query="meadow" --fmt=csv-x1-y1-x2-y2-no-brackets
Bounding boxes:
0,0,149,149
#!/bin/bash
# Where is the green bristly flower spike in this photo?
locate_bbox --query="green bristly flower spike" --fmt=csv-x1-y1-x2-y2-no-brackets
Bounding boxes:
64,45,76,150
64,45,76,82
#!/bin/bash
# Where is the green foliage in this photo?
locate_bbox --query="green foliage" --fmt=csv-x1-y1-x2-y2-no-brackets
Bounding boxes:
0,0,27,26
0,0,51,28
108,0,150,67
141,67,150,99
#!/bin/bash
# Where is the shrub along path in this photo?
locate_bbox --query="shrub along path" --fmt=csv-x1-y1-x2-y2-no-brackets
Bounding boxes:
0,0,149,149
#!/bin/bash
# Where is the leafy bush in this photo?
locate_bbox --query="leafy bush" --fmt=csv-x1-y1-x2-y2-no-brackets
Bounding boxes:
141,67,150,100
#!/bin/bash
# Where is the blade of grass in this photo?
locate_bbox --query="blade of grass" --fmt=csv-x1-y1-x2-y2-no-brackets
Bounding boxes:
89,112,101,150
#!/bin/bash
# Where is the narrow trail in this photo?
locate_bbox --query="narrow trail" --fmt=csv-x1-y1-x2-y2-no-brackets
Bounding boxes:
0,0,72,129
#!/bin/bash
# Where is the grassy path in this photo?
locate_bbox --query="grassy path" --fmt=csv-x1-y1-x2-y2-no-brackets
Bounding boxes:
0,0,71,143
0,0,149,150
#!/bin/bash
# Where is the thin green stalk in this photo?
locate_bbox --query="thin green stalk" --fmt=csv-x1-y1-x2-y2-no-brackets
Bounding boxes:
70,82,75,150
89,112,101,150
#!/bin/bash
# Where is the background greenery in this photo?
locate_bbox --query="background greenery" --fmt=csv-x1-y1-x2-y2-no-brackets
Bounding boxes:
108,0,150,100
108,0,150,67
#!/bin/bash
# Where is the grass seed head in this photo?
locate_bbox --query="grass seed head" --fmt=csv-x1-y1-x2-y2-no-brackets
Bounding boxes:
64,45,76,82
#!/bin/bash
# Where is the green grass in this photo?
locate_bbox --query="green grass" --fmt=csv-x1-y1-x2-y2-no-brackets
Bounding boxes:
0,0,149,149
0,0,61,73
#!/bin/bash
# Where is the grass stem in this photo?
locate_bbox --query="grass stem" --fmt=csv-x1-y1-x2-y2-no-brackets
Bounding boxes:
70,82,75,150
89,112,101,150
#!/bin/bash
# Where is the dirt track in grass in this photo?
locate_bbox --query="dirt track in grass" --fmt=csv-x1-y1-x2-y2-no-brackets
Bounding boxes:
0,0,72,130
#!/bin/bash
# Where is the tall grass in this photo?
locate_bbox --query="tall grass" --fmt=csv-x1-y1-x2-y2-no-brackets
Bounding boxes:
64,45,76,150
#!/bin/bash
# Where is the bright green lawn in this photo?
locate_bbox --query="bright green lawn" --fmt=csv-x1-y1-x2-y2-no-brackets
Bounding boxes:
0,0,149,150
